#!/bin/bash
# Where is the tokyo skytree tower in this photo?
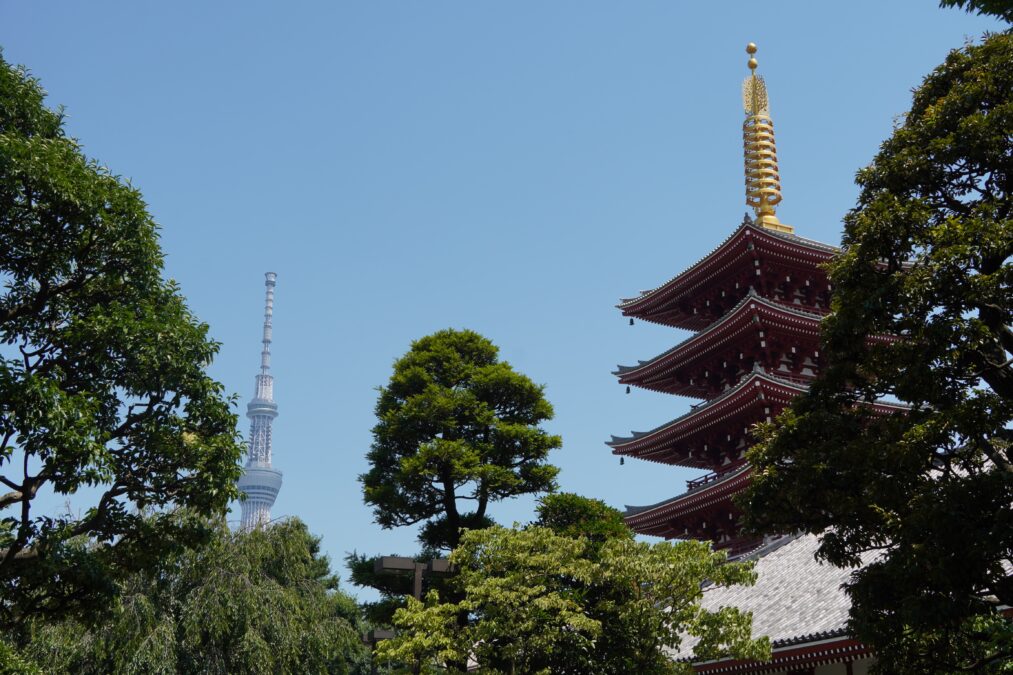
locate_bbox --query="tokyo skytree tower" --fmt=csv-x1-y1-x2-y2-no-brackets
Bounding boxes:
238,272,283,530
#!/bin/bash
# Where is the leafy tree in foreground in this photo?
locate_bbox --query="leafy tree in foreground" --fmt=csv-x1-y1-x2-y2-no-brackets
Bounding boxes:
0,55,243,626
352,329,560,620
16,518,368,674
743,32,1013,673
940,0,1013,23
0,639,40,675
533,493,766,674
378,508,768,674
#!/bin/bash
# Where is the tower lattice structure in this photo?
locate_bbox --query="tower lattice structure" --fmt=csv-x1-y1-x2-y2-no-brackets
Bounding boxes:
238,272,283,530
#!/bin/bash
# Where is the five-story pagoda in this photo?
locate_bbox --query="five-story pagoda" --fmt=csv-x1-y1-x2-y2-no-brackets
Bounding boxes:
611,44,840,555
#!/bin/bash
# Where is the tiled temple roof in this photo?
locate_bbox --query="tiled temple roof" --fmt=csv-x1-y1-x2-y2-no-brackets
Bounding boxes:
669,534,878,661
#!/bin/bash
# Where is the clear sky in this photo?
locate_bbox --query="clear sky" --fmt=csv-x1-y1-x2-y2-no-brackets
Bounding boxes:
1,2,1003,600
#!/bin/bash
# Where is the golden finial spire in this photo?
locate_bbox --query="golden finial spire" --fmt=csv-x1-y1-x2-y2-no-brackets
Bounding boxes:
742,43,792,233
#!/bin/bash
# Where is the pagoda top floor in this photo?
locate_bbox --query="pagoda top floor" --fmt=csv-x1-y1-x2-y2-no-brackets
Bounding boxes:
618,218,839,330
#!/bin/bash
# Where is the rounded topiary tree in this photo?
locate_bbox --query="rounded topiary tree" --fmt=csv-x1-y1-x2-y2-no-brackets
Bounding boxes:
361,328,561,552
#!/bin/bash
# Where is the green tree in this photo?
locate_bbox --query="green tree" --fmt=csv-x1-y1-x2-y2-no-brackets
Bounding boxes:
743,33,1013,673
361,329,560,551
0,56,243,626
352,329,560,623
534,492,630,544
535,493,766,674
377,520,769,674
940,0,1013,23
0,639,41,675
15,517,368,675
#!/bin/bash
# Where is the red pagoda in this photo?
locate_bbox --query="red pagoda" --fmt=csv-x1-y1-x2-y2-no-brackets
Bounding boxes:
609,43,909,674
611,219,837,555
609,44,899,557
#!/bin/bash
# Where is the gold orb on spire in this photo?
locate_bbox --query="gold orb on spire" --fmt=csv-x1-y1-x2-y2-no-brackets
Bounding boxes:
741,41,792,233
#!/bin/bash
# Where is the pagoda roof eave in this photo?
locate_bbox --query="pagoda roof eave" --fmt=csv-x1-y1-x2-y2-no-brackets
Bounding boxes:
763,226,841,255
617,220,839,326
609,371,909,463
618,222,752,311
613,291,824,382
622,463,747,514
608,370,809,455
623,463,752,534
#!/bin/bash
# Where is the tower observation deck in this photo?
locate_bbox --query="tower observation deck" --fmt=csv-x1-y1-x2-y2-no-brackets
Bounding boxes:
238,272,283,530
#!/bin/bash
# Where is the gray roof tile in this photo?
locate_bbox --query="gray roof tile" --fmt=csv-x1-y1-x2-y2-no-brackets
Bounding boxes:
669,534,877,660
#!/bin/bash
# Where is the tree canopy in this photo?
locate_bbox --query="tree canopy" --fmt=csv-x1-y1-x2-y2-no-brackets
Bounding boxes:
353,329,560,627
361,328,560,552
378,496,768,674
13,517,368,674
940,0,1013,23
0,55,244,626
743,32,1013,673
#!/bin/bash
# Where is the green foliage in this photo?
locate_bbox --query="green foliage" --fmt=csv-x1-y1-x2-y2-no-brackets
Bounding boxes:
378,520,769,674
0,54,244,625
534,492,630,544
15,518,368,675
362,329,561,551
743,33,1013,673
355,329,560,626
0,639,41,675
940,0,1013,22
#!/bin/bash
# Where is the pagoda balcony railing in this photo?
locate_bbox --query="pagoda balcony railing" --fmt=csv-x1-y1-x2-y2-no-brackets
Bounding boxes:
760,370,817,387
686,462,749,491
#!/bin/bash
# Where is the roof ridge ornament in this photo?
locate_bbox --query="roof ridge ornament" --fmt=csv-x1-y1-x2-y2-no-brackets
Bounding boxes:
742,43,793,234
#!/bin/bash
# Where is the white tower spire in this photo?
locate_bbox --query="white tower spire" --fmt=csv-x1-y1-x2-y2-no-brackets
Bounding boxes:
238,272,283,530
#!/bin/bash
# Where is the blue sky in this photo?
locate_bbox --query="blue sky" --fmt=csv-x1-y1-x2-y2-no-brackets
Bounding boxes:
1,2,1002,600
